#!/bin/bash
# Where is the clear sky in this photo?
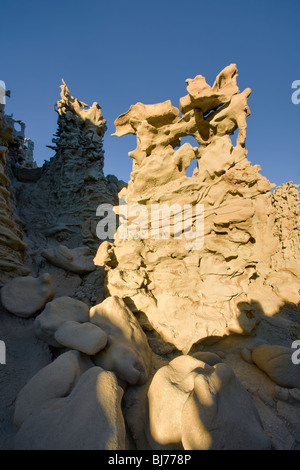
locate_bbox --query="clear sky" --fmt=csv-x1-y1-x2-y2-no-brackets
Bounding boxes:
1,0,300,187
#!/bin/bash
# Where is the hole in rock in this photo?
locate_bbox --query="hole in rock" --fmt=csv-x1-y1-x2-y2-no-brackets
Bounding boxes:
230,130,238,148
203,102,227,120
179,135,199,148
174,136,199,177
14,122,22,133
185,158,198,177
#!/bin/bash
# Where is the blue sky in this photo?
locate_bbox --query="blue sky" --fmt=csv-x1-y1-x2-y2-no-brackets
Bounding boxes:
1,0,300,187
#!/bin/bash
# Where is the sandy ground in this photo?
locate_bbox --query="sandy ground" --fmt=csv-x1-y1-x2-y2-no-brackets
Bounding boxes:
0,302,52,449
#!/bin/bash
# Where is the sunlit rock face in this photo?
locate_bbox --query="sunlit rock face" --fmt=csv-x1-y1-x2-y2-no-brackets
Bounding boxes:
147,355,272,450
96,64,300,353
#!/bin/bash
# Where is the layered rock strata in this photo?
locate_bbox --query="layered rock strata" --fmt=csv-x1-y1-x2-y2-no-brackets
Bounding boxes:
12,80,122,252
96,64,300,353
0,101,29,285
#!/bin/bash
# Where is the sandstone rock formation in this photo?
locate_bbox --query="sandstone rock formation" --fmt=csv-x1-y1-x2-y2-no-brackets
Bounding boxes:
97,63,300,354
14,366,125,450
13,350,93,428
0,81,126,306
147,355,272,450
0,65,300,451
90,296,151,385
11,80,119,253
0,102,29,285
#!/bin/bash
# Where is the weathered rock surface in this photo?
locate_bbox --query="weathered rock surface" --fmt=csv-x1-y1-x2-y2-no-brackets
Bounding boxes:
181,362,272,450
1,273,54,317
54,320,107,355
251,344,300,388
14,366,126,450
98,64,300,353
0,102,30,284
0,83,125,305
11,80,117,252
14,350,93,427
147,355,271,450
90,296,151,384
271,182,300,272
34,296,89,346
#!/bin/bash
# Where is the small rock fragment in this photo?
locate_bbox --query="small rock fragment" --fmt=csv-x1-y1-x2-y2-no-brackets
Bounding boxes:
34,296,89,346
252,344,300,389
41,245,95,274
54,321,107,355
